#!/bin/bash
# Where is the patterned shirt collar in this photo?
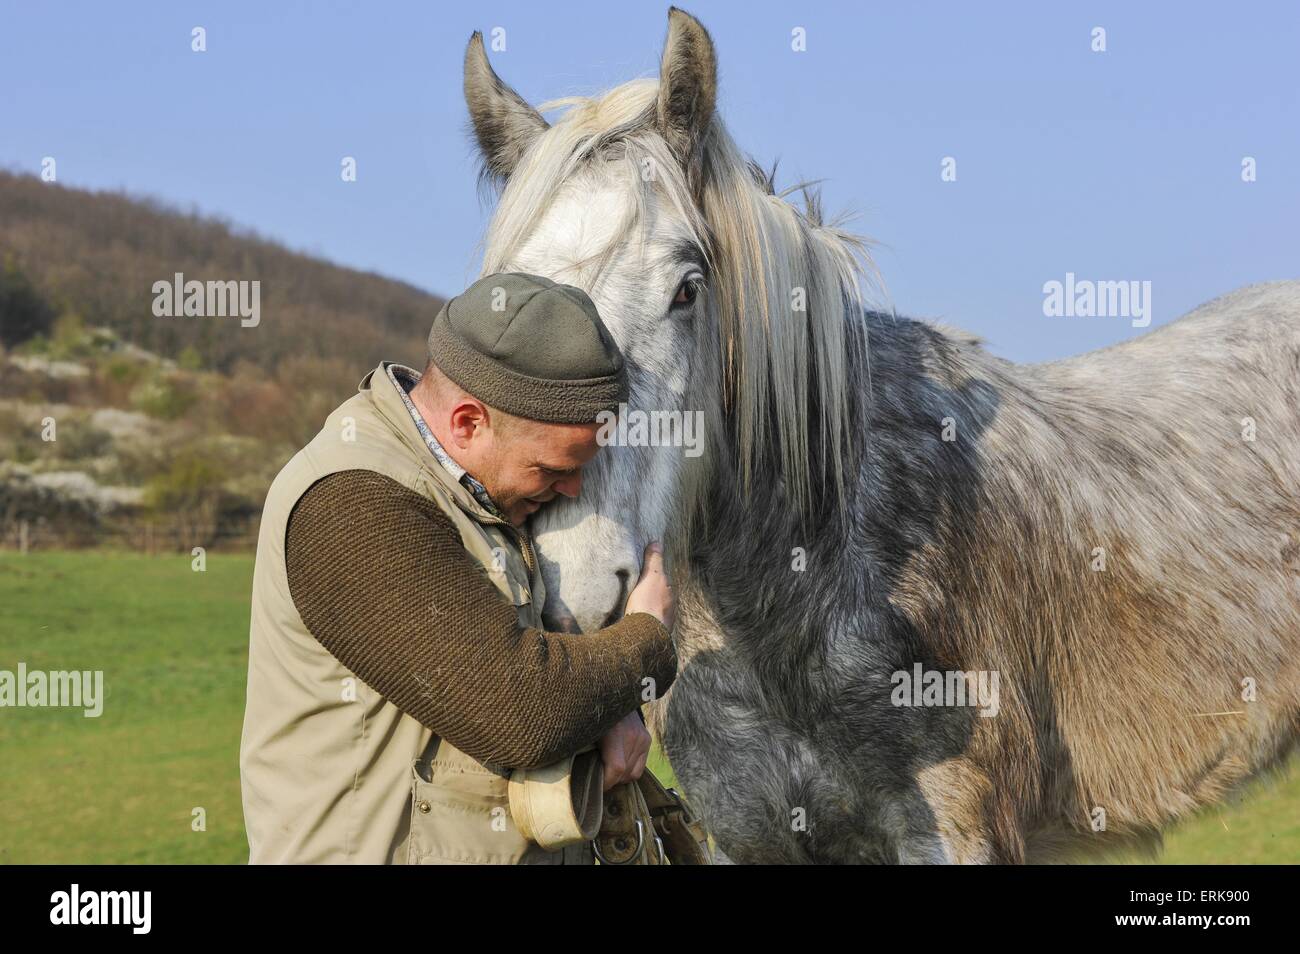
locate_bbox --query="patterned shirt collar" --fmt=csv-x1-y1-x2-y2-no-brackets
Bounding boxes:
385,364,504,519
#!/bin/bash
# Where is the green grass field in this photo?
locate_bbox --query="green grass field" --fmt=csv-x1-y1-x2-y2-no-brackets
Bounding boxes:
1,550,1295,864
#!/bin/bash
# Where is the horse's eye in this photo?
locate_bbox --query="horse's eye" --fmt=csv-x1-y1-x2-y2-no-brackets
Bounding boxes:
673,280,699,307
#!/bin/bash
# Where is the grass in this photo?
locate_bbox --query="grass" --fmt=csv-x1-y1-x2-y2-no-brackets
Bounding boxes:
0,549,1294,864
0,550,251,863
1123,762,1300,864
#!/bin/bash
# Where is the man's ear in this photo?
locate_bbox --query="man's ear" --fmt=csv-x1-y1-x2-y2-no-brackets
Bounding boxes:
447,399,493,446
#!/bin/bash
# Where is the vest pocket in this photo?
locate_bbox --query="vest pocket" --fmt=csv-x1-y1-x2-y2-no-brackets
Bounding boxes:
406,758,559,865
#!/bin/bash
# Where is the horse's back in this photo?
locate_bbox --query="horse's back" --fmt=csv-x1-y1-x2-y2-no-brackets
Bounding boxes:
1180,279,1300,327
1062,280,1300,375
1031,281,1300,453
964,281,1300,845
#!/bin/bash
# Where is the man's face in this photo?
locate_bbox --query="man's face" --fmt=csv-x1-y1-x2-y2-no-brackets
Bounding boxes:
469,414,603,526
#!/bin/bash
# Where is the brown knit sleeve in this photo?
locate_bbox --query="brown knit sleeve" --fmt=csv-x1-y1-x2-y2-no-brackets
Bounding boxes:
283,469,676,769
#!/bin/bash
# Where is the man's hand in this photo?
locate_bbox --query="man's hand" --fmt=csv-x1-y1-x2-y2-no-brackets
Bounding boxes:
599,543,671,790
624,541,675,631
598,711,652,791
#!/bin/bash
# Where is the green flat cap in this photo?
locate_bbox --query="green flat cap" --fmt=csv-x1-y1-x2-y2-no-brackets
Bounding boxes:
428,272,628,424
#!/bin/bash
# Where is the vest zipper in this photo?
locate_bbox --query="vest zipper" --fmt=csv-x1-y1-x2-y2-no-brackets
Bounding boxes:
446,484,536,579
513,526,538,578
481,513,537,580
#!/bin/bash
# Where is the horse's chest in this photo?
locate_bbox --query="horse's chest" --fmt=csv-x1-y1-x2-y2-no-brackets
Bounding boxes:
662,648,916,862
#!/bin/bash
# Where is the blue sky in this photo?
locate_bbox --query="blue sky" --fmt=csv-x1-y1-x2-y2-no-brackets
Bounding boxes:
2,1,1296,361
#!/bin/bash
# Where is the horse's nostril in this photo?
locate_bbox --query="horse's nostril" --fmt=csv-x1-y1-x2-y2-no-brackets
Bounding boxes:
546,608,579,633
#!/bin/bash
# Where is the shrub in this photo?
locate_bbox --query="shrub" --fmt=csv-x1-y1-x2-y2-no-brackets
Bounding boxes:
0,259,57,348
131,371,198,420
177,345,203,371
144,449,232,548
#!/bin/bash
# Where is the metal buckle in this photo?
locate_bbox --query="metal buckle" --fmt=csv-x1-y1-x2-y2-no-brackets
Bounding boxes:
591,819,645,865
665,787,696,822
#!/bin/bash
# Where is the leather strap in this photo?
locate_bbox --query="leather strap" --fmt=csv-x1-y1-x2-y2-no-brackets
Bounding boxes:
593,780,665,865
507,749,603,849
508,747,712,865
591,773,712,865
635,772,712,865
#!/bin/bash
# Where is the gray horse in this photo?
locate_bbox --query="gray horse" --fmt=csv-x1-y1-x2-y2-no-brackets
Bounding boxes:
464,8,1300,862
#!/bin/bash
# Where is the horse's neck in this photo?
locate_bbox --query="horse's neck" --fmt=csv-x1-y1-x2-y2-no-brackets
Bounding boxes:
681,311,889,627
680,309,1003,658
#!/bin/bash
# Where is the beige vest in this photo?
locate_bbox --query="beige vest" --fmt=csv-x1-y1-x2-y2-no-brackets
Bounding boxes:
239,362,592,864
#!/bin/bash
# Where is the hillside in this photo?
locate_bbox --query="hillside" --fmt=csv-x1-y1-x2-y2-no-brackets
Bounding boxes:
0,170,439,370
0,171,448,549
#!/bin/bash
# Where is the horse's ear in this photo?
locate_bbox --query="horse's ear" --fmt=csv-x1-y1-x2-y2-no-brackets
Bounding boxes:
656,8,718,166
464,31,548,181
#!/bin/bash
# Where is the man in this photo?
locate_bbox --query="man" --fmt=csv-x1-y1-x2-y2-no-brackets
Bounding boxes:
240,272,678,864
